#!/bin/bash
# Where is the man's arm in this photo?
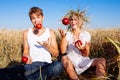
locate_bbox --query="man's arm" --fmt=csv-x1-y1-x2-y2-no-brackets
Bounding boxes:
41,29,59,57
23,30,29,56
23,30,32,64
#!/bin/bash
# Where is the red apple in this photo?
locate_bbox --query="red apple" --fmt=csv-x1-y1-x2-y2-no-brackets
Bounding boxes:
22,56,28,63
75,40,82,47
35,24,42,29
62,18,69,25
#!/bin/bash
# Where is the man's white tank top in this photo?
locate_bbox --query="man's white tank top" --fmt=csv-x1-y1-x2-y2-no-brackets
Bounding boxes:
27,28,52,63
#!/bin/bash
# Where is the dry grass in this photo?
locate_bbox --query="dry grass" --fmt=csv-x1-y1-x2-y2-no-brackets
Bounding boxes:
89,28,120,58
0,27,120,79
55,27,120,79
0,29,23,68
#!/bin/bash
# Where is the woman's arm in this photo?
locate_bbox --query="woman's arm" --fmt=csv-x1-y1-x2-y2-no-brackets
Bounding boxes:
79,42,90,57
58,29,68,54
60,36,68,54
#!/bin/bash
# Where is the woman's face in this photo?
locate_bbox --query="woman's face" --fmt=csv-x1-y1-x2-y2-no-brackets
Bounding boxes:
69,15,83,29
30,13,43,27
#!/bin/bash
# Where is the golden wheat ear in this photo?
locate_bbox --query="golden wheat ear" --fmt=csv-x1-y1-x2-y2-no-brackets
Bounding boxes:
106,37,120,79
106,37,120,54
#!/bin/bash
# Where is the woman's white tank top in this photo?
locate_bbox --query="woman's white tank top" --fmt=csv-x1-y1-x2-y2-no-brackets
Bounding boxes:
66,31,94,74
27,28,52,63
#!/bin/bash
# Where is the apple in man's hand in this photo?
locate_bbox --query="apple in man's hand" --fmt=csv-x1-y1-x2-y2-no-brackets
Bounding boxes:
22,56,28,63
62,18,69,25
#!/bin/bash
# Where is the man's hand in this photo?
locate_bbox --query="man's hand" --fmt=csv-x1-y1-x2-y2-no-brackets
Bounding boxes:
22,55,32,64
26,56,32,64
37,39,50,48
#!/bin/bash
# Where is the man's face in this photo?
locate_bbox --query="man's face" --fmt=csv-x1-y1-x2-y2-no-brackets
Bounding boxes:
30,13,44,27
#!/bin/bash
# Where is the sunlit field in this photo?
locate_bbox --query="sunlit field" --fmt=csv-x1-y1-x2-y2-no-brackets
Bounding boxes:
0,29,23,67
0,27,120,79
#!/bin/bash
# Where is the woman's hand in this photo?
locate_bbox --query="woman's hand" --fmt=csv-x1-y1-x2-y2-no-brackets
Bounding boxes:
75,41,89,57
75,40,84,50
58,28,68,54
58,28,67,38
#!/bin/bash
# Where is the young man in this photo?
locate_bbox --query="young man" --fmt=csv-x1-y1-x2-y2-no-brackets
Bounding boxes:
0,7,63,80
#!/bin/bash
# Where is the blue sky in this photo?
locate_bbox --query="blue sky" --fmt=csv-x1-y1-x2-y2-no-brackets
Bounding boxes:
0,0,120,30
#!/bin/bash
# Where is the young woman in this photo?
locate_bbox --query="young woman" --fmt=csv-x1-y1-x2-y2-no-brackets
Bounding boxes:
59,10,106,80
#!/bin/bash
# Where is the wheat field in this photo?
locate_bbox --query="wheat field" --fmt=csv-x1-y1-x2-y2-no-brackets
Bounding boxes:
0,29,23,68
0,27,120,79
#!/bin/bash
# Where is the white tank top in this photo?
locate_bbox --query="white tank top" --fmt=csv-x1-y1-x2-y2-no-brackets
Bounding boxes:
27,28,52,63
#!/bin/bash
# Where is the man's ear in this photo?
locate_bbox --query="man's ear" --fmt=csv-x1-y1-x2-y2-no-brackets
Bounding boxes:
42,16,44,20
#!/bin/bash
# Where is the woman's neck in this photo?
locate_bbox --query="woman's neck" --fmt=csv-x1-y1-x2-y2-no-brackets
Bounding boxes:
72,28,82,41
72,28,81,35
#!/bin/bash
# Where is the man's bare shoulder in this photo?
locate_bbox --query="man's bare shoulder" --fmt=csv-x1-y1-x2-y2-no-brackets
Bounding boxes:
23,29,29,35
49,29,55,34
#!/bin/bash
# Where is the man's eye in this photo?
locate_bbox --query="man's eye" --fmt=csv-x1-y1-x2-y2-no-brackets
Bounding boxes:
31,17,35,19
37,16,41,18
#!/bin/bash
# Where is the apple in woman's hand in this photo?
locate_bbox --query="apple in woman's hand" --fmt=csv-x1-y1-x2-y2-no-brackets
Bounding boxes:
62,18,69,25
75,40,82,47
75,40,82,45
35,24,42,29
22,56,28,63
